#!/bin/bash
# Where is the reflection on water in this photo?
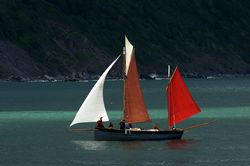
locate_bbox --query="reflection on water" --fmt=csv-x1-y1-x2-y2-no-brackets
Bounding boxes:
72,140,143,151
72,139,198,151
120,141,142,150
166,139,198,150
72,140,108,151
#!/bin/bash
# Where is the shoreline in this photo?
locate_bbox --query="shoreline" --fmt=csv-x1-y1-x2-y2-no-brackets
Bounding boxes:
2,73,250,82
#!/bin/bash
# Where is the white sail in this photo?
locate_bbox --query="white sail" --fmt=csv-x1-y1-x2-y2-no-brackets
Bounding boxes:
125,36,133,75
70,56,120,127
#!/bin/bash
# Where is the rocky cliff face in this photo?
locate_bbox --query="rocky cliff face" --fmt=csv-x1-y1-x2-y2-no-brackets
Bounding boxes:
0,40,42,79
0,0,250,81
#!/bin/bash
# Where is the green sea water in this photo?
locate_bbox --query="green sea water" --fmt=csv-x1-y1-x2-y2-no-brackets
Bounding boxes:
1,79,250,166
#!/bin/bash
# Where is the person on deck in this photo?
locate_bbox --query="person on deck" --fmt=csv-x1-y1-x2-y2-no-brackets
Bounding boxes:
119,119,125,130
96,117,104,128
153,124,160,130
108,122,113,129
125,122,132,129
125,122,132,134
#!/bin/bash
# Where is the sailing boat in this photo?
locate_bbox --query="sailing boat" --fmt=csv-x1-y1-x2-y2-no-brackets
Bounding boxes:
70,36,201,141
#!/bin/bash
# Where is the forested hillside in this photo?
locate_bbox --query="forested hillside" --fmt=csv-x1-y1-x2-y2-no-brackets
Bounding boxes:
1,0,250,80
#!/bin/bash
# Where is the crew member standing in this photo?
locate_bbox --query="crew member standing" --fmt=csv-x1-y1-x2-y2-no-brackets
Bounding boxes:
96,117,104,128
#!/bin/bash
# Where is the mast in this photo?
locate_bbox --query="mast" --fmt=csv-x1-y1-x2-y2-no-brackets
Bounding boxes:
122,46,126,119
168,67,176,129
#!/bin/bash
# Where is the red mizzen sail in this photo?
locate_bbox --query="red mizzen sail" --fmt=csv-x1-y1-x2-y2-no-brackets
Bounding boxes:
167,67,201,128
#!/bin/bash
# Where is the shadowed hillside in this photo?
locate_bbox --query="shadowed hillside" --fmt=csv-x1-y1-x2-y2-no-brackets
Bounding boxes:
0,0,250,80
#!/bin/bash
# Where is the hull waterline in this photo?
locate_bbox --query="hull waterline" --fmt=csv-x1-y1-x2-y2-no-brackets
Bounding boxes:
94,128,184,141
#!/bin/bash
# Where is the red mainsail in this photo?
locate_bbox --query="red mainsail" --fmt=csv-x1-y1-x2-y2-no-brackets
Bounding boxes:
167,67,201,128
123,49,150,123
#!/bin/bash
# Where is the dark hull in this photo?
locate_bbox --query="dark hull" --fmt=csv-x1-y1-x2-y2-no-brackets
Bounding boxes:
94,128,184,141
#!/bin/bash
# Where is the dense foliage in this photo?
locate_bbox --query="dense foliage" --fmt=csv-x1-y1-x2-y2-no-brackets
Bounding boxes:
0,0,250,79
